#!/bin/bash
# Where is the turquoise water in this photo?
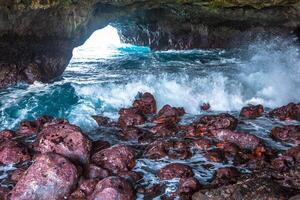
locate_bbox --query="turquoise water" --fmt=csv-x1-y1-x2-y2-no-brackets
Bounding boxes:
1,34,300,132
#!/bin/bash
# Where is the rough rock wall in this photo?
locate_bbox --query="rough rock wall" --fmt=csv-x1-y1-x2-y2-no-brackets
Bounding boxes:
0,0,299,88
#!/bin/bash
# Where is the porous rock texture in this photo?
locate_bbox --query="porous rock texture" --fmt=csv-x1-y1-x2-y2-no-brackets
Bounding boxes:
0,0,300,88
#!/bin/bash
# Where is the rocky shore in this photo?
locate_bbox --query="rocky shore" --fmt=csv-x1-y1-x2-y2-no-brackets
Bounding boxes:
0,92,299,199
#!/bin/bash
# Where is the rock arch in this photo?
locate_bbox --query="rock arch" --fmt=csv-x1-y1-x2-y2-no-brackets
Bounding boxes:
0,0,299,88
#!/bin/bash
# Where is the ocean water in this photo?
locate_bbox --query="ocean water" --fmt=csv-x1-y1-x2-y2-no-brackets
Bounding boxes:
0,25,300,197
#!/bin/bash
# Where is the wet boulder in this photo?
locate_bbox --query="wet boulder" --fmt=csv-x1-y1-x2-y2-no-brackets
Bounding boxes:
195,113,238,133
210,129,261,150
157,163,194,180
240,104,264,119
192,138,212,151
69,189,86,200
16,116,54,136
177,177,201,195
10,153,78,200
118,107,145,128
200,103,210,111
118,171,143,184
0,140,31,164
153,105,185,125
269,103,300,121
145,140,191,160
79,179,99,196
120,127,143,140
0,187,10,200
133,92,157,114
89,176,135,200
17,120,38,136
91,144,135,173
92,115,110,126
34,121,92,164
285,146,300,162
204,149,225,163
91,140,110,155
0,130,15,140
86,164,110,179
10,168,26,184
210,167,240,186
150,123,178,137
271,125,300,145
271,155,295,172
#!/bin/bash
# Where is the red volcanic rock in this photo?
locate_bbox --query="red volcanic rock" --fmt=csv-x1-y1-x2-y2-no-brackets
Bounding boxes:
120,127,143,140
91,144,135,173
211,167,240,186
285,146,300,162
92,115,109,126
118,107,145,128
91,140,110,155
137,184,163,197
240,104,264,119
16,116,54,136
210,129,261,150
86,164,110,179
271,125,300,145
10,153,78,200
0,187,10,200
145,140,191,160
118,171,143,184
10,168,26,184
177,177,201,194
153,105,185,125
133,92,157,114
200,103,210,111
0,130,15,140
34,121,92,164
0,140,31,164
157,163,194,180
217,142,240,157
192,139,212,150
69,189,86,200
150,123,177,137
269,103,300,121
204,150,225,163
271,156,295,172
195,113,238,133
89,176,135,200
17,120,38,136
79,179,99,196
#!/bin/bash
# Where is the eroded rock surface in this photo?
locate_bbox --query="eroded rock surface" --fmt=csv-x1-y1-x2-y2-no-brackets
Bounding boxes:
10,153,78,200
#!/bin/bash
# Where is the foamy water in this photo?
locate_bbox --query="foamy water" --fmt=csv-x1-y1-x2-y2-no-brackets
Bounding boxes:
0,26,299,132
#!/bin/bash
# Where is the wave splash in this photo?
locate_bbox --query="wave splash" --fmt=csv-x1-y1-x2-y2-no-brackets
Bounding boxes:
0,36,299,131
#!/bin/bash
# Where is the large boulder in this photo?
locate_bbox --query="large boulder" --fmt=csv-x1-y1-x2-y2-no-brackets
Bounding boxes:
157,163,194,180
240,104,264,119
91,144,135,173
133,92,157,114
34,121,92,164
88,176,135,200
10,153,78,200
271,125,300,145
118,107,146,128
269,103,300,121
195,113,238,133
153,105,185,125
0,140,31,165
210,129,262,150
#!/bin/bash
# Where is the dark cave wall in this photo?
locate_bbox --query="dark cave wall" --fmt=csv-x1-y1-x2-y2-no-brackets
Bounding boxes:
0,0,299,88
